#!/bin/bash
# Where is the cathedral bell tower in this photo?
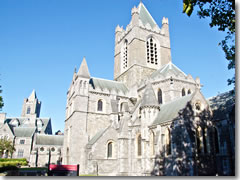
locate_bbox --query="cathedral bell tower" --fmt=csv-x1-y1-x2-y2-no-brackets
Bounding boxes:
21,90,41,119
114,2,172,89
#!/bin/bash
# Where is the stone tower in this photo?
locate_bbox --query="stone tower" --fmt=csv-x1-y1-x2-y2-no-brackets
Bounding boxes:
21,90,41,119
114,2,172,89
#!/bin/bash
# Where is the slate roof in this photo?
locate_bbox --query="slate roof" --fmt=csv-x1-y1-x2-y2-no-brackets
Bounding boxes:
152,94,193,126
140,83,159,107
151,62,187,79
138,2,157,29
86,126,110,148
208,91,235,121
5,117,51,136
14,127,36,137
89,78,129,94
35,134,64,146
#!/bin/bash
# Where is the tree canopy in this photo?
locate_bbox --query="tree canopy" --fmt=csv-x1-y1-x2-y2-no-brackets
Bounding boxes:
183,0,235,86
0,138,16,158
0,85,3,110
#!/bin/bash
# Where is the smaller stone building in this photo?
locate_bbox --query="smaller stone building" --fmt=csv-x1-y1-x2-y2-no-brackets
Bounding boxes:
0,90,64,167
30,134,64,167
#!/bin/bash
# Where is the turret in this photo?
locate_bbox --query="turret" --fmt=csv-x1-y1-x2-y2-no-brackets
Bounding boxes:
131,5,139,26
140,83,160,128
161,17,169,37
115,25,124,44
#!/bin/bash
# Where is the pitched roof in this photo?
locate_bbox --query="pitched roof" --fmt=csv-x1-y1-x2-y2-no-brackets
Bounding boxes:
14,127,36,137
7,117,51,135
28,90,37,101
151,62,187,79
35,134,64,146
138,2,157,29
152,94,194,126
77,57,90,78
140,83,159,107
89,78,129,94
87,126,110,147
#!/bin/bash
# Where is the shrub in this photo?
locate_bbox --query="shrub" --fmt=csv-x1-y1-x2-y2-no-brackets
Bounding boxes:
0,159,28,167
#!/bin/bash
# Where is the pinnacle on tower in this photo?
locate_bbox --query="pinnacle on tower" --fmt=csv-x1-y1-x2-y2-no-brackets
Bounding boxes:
28,89,37,101
77,57,91,78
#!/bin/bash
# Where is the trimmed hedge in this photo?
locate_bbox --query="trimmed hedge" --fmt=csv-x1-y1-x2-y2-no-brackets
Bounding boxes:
0,161,28,167
0,158,27,162
0,158,28,168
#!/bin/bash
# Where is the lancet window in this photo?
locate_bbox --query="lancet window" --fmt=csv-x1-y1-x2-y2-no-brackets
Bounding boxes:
107,142,113,158
137,134,142,156
158,89,163,104
97,100,103,112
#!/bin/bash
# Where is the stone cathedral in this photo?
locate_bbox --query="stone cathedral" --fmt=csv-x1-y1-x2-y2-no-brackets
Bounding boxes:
62,2,235,176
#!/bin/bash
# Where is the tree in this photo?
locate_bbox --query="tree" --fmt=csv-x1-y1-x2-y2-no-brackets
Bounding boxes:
0,84,3,110
183,0,235,86
0,138,16,158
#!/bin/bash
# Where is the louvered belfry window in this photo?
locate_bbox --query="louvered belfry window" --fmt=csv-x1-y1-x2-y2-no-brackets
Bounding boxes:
123,40,128,69
147,37,158,65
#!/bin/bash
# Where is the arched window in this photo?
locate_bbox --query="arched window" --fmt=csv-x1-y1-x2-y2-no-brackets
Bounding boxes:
196,126,203,154
147,37,158,65
107,142,113,158
137,134,142,156
214,127,219,154
27,106,31,114
97,100,103,112
188,89,191,94
158,89,163,104
166,128,171,155
122,40,128,69
182,88,186,97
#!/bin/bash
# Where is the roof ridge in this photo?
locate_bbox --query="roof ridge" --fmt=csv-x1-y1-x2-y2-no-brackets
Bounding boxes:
91,77,125,84
171,63,187,77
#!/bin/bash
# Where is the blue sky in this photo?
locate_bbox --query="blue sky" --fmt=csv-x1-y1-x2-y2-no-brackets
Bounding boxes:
0,0,234,133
